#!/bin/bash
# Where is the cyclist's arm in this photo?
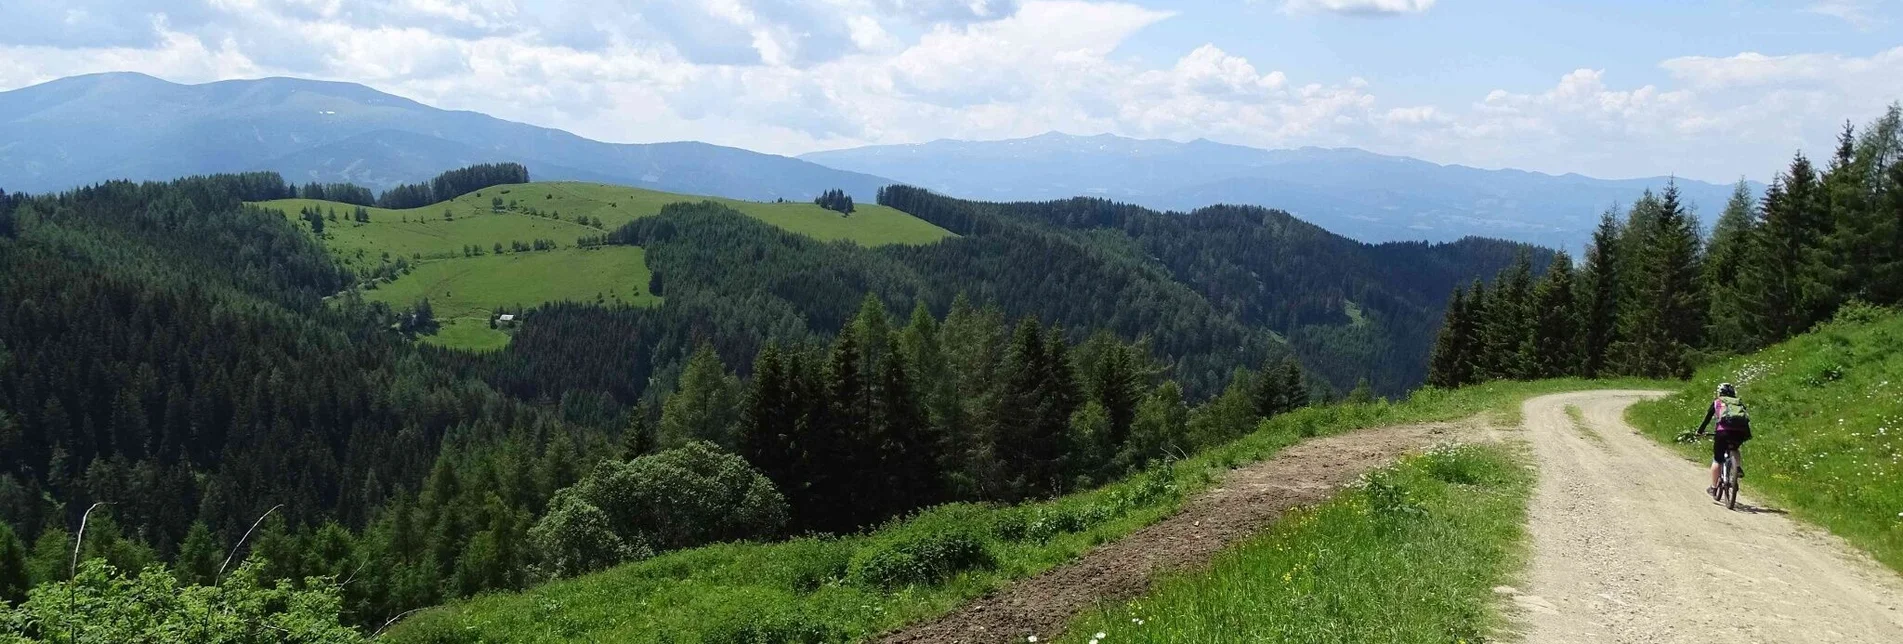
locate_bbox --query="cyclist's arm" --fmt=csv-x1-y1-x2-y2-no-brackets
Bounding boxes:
1695,403,1716,434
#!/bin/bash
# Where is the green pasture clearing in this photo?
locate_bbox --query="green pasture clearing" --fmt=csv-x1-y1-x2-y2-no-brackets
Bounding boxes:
364,246,657,351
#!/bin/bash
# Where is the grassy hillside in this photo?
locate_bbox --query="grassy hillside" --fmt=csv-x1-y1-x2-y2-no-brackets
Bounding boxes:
256,181,951,263
254,182,951,350
365,246,657,350
1628,304,1903,573
1058,442,1532,644
386,379,1647,643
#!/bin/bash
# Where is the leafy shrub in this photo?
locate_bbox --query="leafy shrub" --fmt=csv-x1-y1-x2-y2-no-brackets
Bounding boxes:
576,441,788,552
849,505,996,589
528,489,651,578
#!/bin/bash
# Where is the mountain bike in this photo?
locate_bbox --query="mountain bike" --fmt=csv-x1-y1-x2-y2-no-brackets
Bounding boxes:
1699,432,1742,510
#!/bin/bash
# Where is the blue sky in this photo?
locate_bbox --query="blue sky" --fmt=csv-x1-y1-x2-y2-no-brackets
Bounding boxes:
1,0,1898,182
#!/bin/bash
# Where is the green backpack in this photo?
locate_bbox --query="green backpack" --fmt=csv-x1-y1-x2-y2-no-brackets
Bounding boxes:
1717,396,1750,429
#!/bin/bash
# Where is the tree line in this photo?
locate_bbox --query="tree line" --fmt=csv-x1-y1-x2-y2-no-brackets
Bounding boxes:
1428,105,1903,385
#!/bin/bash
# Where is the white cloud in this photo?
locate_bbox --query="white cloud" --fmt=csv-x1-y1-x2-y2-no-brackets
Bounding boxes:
1282,0,1436,16
0,0,1891,184
1805,1,1886,29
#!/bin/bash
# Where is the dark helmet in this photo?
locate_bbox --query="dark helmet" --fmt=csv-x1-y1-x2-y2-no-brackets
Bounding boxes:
1716,382,1737,397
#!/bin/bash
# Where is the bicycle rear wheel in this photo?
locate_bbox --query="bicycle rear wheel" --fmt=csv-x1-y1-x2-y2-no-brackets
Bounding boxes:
1724,451,1741,510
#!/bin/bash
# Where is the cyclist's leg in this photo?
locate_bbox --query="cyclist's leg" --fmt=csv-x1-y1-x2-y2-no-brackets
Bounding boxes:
1709,436,1724,491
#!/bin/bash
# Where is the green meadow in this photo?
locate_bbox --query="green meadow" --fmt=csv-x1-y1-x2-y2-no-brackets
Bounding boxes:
254,181,952,350
363,246,657,351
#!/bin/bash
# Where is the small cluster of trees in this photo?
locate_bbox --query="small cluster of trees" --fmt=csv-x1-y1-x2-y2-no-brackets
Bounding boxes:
1429,105,1903,386
378,163,530,210
814,189,855,214
299,182,375,206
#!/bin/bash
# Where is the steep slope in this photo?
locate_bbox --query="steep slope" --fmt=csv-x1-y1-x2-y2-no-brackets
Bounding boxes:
0,72,893,200
801,132,1752,247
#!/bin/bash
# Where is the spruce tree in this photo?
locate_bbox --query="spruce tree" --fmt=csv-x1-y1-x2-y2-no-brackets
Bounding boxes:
175,520,222,586
873,351,937,516
1623,182,1706,378
1847,105,1903,305
1879,159,1903,305
1462,279,1492,383
1252,355,1293,415
993,318,1056,501
1279,357,1309,410
658,345,744,451
1426,285,1471,389
1481,251,1535,380
818,326,870,529
1578,209,1622,377
738,344,802,506
1749,153,1835,341
0,522,26,605
1704,181,1761,352
1528,252,1581,378
1823,122,1869,301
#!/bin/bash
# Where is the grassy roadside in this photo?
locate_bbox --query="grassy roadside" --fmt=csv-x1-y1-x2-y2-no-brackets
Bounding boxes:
387,379,1651,643
1058,442,1534,644
1627,305,1903,573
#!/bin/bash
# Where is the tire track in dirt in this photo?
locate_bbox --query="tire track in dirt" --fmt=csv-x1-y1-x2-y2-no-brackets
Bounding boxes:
876,421,1469,643
1507,391,1903,643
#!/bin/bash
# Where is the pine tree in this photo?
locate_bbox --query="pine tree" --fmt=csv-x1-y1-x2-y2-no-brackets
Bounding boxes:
738,344,801,501
1703,180,1761,352
1623,182,1706,378
658,345,744,451
1578,209,1622,377
1425,285,1471,389
814,326,871,529
1345,378,1376,404
873,351,937,516
1848,104,1903,305
993,318,1055,501
1749,153,1835,342
1462,279,1492,383
0,521,27,605
1880,159,1903,304
1252,355,1293,415
1528,251,1581,378
1279,357,1309,411
175,520,222,586
1481,251,1535,380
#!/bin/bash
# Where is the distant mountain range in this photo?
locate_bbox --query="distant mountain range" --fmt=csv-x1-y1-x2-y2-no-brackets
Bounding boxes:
1,72,1753,248
800,132,1756,248
0,72,888,201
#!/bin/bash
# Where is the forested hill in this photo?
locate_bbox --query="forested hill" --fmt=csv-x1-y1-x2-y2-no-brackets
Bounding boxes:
872,186,1547,395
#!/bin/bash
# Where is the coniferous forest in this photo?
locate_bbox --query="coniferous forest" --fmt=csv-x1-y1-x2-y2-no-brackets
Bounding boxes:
1427,106,1903,387
2,103,1896,640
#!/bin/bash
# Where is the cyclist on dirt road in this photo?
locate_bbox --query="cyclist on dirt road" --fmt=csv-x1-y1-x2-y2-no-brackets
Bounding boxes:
1695,382,1752,500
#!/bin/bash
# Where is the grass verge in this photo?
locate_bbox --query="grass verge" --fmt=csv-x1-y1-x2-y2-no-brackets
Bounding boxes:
386,378,1650,643
1627,305,1903,573
1564,405,1604,443
1058,441,1533,644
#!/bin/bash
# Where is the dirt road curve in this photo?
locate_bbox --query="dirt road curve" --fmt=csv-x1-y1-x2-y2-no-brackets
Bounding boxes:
877,421,1462,643
1512,391,1903,643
